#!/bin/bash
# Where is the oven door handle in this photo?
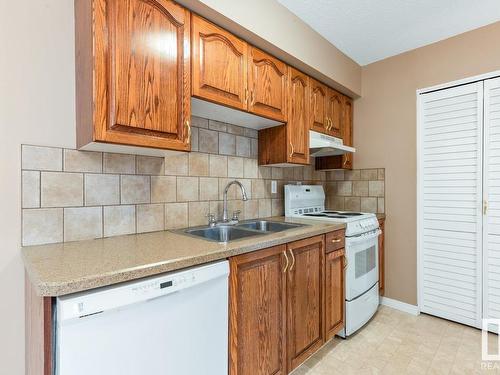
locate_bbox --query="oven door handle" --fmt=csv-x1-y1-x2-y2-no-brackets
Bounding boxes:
346,229,381,244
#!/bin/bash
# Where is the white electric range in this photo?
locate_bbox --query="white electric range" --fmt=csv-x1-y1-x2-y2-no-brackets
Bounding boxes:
285,184,380,337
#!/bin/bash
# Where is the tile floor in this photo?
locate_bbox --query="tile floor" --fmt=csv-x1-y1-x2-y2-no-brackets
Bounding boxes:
292,306,500,374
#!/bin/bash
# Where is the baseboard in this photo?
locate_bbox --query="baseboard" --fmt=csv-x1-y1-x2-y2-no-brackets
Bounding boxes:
380,296,420,316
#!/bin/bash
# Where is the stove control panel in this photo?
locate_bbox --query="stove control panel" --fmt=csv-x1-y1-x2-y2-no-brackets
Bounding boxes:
346,217,379,236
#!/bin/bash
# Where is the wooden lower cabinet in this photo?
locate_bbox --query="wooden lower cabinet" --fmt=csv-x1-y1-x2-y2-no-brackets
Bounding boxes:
229,245,288,375
286,236,324,372
378,218,385,295
324,248,345,341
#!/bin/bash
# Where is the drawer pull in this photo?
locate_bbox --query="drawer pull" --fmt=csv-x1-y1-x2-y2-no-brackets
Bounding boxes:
288,249,296,271
283,250,289,273
331,238,342,243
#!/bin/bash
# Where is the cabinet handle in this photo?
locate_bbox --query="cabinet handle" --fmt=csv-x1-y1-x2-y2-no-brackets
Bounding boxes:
331,238,342,243
289,142,294,158
343,157,348,167
245,88,248,103
288,249,295,271
343,256,348,270
185,120,191,144
327,118,332,131
283,250,290,273
251,90,255,105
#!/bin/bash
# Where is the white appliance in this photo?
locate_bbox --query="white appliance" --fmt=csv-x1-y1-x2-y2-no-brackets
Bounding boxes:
418,75,500,332
55,261,229,375
285,184,380,337
309,130,356,157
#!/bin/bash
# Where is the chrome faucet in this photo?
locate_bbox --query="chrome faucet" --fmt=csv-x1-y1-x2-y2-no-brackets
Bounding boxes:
222,180,248,223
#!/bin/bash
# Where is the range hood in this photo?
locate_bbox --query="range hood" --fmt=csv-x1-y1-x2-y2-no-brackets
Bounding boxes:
309,130,355,157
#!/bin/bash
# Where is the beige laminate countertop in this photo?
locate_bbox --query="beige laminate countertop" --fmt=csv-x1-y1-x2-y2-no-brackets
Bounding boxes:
22,217,345,297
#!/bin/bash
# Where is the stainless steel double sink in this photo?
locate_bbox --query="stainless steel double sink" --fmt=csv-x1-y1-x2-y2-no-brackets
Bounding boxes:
177,220,307,243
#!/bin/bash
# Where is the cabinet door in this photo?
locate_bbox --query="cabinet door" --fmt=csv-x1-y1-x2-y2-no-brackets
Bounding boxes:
286,236,324,372
248,47,287,122
378,219,385,295
326,89,342,138
287,67,310,164
191,15,248,110
341,96,353,169
229,245,287,375
94,0,191,150
310,79,328,134
324,249,345,340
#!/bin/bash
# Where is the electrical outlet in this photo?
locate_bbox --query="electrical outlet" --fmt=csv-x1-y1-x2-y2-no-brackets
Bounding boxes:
271,180,277,194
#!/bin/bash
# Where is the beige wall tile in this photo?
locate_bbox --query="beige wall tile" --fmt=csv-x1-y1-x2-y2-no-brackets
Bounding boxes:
227,124,245,135
151,176,176,203
188,201,210,227
189,152,209,176
328,196,344,210
64,207,102,241
165,202,188,229
369,181,385,197
360,197,378,213
103,205,135,237
344,197,361,211
210,200,223,218
22,208,63,246
198,128,219,154
219,132,236,155
258,166,272,179
344,170,360,180
191,115,208,128
209,120,226,132
199,177,219,200
228,156,244,178
177,176,199,201
271,199,284,216
121,175,150,204
324,182,337,196
164,153,188,176
313,170,326,181
191,126,199,152
353,180,369,197
103,153,136,174
137,204,164,233
22,171,40,208
227,200,244,218
282,168,295,180
259,199,272,218
378,198,385,213
336,181,352,196
250,138,258,159
328,170,345,181
303,165,313,180
361,169,378,181
243,158,258,178
236,136,250,157
244,199,259,219
136,156,164,175
64,150,102,173
244,128,258,139
209,155,227,177
22,145,62,171
252,179,267,199
293,167,304,181
272,167,283,180
240,179,252,199
41,172,83,207
378,168,385,180
85,174,120,206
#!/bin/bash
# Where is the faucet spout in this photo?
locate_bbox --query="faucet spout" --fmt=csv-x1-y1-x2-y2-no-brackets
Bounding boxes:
222,180,248,222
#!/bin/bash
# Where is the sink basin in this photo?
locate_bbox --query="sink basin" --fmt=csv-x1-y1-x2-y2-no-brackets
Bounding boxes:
182,225,264,242
236,220,306,232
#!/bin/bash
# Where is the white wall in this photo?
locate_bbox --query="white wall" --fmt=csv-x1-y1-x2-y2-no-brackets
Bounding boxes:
0,0,76,372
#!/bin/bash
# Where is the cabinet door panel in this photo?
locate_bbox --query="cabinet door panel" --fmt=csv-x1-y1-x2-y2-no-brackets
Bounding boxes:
229,245,287,375
310,79,328,134
287,67,310,164
248,47,287,122
287,236,324,372
191,15,248,110
95,0,190,150
325,249,345,340
326,89,342,138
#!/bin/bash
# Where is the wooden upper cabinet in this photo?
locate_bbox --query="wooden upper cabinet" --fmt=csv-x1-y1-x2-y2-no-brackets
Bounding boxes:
229,245,287,375
248,47,288,122
191,15,248,110
341,96,354,169
76,0,191,151
326,89,343,138
286,236,324,372
310,79,328,134
287,67,310,165
324,248,345,341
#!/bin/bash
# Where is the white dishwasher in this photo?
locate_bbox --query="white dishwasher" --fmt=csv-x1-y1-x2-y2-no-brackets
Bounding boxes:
55,260,229,375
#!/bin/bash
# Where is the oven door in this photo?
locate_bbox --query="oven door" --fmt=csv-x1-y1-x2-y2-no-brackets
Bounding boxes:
345,229,380,301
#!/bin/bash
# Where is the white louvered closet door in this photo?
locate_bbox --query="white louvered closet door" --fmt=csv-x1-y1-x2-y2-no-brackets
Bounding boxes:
484,77,500,331
419,81,484,328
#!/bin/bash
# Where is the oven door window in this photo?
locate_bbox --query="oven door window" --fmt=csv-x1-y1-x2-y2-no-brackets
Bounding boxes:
355,245,376,279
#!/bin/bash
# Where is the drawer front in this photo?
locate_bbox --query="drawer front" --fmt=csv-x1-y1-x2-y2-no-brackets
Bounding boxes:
325,230,345,253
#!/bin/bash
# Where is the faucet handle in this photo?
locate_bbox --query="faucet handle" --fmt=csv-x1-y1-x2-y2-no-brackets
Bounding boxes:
206,213,217,227
232,210,241,222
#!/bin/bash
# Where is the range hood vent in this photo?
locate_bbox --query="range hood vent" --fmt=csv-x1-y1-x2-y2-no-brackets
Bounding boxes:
309,130,355,157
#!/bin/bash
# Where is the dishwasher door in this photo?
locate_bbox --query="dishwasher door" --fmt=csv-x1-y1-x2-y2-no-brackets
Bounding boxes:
56,261,229,375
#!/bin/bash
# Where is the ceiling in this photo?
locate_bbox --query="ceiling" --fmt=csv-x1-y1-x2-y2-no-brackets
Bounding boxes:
276,0,500,66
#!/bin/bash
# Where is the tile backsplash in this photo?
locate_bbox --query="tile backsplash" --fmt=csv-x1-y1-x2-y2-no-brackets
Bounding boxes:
21,117,385,246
